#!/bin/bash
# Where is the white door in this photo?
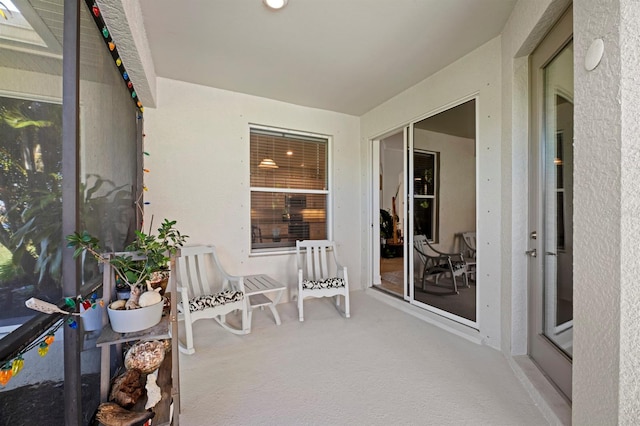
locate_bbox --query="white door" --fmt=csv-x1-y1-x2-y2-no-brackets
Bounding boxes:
528,6,573,400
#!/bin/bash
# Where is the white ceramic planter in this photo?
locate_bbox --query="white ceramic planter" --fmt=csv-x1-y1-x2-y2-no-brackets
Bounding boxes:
107,300,163,333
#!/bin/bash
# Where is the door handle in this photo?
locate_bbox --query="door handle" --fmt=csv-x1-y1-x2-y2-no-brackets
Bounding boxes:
525,249,537,257
546,251,557,256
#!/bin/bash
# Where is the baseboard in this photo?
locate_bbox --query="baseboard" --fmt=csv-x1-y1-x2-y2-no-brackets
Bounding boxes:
365,287,483,345
508,355,572,426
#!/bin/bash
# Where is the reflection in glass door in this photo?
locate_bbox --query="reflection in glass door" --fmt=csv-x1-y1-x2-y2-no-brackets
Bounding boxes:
544,88,573,356
409,99,477,327
528,5,573,400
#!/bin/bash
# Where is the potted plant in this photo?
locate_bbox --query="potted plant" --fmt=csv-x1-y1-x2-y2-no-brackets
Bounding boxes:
66,219,188,332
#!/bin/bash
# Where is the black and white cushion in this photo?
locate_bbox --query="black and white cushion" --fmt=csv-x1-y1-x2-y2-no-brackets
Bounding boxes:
302,277,346,290
188,290,244,312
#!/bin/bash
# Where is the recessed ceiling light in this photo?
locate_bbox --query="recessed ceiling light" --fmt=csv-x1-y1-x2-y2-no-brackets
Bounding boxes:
263,0,288,10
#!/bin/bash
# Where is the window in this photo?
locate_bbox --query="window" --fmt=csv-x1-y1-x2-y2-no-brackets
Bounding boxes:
250,126,329,252
0,95,62,329
413,150,439,241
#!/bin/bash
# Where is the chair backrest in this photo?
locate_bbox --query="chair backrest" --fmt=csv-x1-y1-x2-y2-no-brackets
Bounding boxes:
296,240,338,280
414,234,446,255
413,235,429,263
177,245,233,298
461,232,476,258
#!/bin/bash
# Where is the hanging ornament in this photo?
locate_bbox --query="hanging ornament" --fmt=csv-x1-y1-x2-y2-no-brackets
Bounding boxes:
123,71,129,80
137,101,142,108
102,27,109,38
131,91,137,98
67,318,78,329
44,334,55,346
11,356,24,377
127,81,133,89
82,300,92,311
37,342,49,357
92,5,100,17
116,58,122,66
108,42,115,51
0,365,12,386
64,297,76,308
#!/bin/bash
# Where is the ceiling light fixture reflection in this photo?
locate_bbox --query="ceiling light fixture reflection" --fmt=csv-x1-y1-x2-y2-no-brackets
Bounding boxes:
258,158,279,169
263,0,288,10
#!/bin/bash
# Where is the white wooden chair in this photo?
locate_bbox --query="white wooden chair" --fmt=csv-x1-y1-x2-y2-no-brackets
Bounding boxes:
296,240,350,322
176,245,248,354
461,231,477,282
413,235,468,295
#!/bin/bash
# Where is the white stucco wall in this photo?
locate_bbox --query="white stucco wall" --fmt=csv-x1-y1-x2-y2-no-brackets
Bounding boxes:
143,78,361,297
573,0,640,423
360,37,502,349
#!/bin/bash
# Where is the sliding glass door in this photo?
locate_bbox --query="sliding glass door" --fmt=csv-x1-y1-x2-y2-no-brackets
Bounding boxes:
408,99,477,326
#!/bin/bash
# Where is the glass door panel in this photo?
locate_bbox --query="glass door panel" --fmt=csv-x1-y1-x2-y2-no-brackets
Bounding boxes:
543,52,574,355
409,100,477,326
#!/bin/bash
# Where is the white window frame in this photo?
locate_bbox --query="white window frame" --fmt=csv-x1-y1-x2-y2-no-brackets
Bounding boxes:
413,149,439,242
249,124,332,254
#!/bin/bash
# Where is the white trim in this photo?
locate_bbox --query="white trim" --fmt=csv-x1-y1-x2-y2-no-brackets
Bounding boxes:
0,90,61,104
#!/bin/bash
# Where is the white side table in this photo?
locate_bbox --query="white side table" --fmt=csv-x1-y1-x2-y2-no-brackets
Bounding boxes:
243,274,286,331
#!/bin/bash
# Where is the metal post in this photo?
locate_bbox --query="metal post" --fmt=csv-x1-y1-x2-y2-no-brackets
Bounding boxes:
62,0,81,424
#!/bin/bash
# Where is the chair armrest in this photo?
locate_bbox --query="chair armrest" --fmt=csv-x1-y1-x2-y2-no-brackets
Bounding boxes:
337,265,347,280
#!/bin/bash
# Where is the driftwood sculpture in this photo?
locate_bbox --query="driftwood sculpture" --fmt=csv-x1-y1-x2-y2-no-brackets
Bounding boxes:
109,369,144,408
95,402,154,426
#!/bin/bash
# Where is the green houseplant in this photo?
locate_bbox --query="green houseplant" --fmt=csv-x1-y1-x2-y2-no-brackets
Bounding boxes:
66,219,188,332
67,219,187,292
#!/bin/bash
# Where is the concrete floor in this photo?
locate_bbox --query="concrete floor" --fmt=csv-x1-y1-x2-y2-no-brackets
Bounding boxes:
176,291,549,425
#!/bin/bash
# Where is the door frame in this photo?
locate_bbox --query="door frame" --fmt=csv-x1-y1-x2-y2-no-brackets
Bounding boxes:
369,94,479,329
528,4,573,400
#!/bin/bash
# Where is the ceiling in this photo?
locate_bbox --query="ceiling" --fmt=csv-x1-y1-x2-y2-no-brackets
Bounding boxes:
415,98,476,139
138,0,516,116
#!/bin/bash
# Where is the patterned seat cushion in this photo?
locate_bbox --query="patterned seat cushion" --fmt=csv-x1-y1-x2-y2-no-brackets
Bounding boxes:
302,277,346,290
429,261,466,273
188,290,244,312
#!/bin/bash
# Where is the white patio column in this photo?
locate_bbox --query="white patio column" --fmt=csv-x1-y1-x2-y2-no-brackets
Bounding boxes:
573,0,640,423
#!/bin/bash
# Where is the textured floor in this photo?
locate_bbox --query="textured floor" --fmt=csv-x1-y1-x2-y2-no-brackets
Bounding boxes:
177,291,548,425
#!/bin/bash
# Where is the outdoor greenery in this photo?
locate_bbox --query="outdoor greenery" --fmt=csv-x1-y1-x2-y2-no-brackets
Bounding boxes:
0,97,62,298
